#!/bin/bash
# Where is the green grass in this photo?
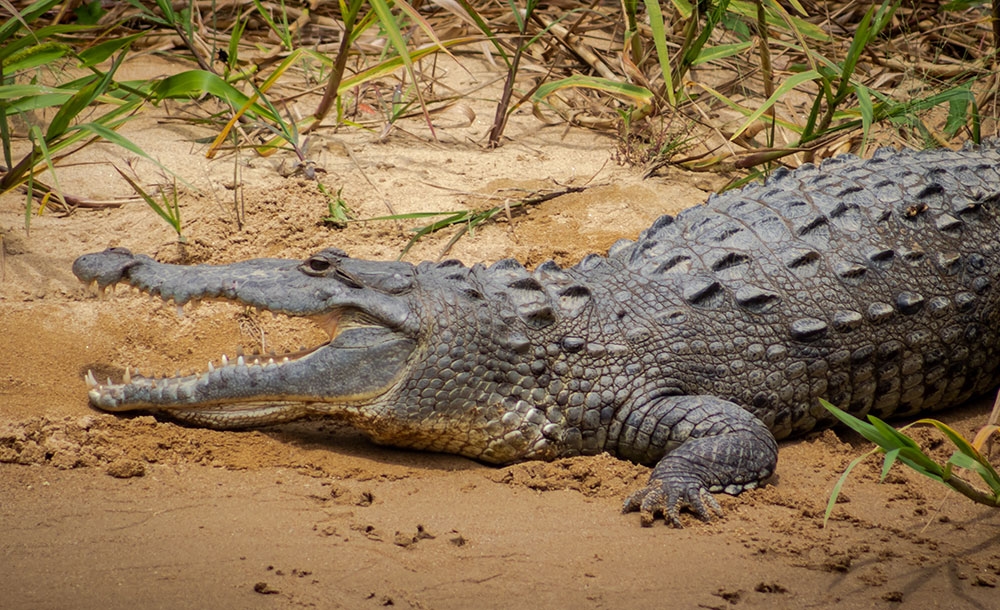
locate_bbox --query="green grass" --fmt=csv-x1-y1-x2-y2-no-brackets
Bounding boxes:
366,184,586,259
821,399,1000,526
1,0,997,240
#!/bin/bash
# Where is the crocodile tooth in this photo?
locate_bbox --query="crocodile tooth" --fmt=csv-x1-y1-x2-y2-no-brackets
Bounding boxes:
208,361,215,373
282,357,290,364
253,358,261,366
176,305,185,318
85,370,98,388
237,355,245,366
221,354,229,366
123,366,132,384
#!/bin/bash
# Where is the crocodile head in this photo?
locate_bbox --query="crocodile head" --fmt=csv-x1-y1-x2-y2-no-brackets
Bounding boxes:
73,247,422,428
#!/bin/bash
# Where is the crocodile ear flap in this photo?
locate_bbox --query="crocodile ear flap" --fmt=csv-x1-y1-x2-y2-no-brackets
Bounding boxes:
332,268,364,289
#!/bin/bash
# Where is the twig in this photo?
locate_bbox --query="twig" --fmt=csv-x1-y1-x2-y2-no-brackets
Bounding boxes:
993,0,1000,68
534,14,616,81
872,56,988,79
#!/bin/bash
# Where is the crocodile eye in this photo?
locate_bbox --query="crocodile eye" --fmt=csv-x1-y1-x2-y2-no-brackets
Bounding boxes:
302,256,332,275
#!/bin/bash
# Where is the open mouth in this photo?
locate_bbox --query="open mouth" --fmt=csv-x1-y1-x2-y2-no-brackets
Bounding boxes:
73,248,419,426
81,288,353,411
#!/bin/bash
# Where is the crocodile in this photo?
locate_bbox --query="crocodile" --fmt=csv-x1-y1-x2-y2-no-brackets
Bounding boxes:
73,142,1000,526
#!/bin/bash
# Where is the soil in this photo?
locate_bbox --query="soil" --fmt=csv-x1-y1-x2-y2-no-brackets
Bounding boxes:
3,54,1000,610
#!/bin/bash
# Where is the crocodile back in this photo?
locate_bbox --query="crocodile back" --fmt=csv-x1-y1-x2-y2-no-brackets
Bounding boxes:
611,144,1000,438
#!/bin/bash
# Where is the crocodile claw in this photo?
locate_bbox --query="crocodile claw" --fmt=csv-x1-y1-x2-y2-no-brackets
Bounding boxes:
623,476,724,528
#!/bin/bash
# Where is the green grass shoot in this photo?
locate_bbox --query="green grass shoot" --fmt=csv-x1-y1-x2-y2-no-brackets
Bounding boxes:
821,399,1000,528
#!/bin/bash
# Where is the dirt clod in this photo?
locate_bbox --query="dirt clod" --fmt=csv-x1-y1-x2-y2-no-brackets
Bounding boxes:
105,458,145,478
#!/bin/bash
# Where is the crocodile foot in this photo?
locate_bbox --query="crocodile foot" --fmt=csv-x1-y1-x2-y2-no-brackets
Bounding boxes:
615,395,778,527
622,474,724,527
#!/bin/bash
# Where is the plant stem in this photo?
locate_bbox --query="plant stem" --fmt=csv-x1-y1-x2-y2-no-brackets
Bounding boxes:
755,0,774,147
944,472,1000,506
487,43,524,148
993,0,1000,69
311,1,362,129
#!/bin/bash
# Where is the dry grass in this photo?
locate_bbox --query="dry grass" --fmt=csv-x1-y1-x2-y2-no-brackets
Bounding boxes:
2,0,998,225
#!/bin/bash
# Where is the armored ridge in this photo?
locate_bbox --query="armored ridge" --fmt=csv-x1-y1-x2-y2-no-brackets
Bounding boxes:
73,142,1000,526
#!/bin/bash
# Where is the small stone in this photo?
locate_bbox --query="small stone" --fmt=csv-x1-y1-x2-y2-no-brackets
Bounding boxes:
393,532,416,548
973,575,996,588
253,582,279,595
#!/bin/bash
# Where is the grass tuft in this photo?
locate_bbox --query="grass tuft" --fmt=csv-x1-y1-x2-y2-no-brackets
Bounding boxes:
821,398,1000,527
1,0,998,244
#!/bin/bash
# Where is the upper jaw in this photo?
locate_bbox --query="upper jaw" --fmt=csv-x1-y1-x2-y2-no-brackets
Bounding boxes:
74,248,347,316
72,248,418,327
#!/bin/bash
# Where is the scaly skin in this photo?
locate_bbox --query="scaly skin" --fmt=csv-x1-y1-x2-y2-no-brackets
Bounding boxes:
74,143,1000,526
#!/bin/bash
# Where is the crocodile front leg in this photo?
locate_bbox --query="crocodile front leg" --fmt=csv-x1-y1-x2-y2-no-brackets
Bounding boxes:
618,395,778,527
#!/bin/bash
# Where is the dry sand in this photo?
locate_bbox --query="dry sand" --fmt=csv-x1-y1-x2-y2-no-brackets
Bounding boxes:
2,55,1000,610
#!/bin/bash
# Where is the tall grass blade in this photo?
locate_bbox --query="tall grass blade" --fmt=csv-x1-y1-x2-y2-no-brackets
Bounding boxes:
880,448,900,481
446,0,509,64
72,121,170,176
531,75,654,114
668,0,694,18
0,0,64,42
114,166,182,238
823,449,877,526
77,32,144,68
643,0,675,106
822,400,1000,510
732,70,820,139
856,84,874,151
252,0,293,50
1,31,78,68
47,50,126,139
150,70,278,122
691,41,754,65
24,124,62,229
729,0,828,40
